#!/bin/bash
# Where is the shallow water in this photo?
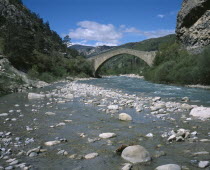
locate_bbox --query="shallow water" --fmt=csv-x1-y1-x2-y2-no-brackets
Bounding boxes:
79,76,210,107
0,77,210,170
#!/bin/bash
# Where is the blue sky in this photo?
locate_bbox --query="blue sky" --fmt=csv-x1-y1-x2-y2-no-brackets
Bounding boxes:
23,0,182,46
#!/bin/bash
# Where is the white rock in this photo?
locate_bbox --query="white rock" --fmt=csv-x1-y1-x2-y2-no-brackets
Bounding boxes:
0,113,8,117
167,135,176,142
121,163,132,170
84,153,98,159
181,104,193,111
45,112,56,116
119,113,132,121
44,140,61,146
108,105,119,110
155,164,181,170
146,133,153,138
193,151,209,156
64,94,74,99
28,93,45,100
190,107,210,120
99,133,116,139
198,161,209,168
121,145,151,163
56,122,66,127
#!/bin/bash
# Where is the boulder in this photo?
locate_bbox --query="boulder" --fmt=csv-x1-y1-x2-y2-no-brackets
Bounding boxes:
198,161,209,168
190,107,210,119
155,164,181,170
121,145,151,164
119,113,132,121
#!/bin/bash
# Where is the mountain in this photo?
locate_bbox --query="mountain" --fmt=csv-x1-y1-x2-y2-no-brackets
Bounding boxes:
118,34,176,51
70,45,115,57
0,0,92,95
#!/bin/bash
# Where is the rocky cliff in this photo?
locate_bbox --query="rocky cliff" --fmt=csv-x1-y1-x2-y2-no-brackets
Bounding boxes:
176,0,210,52
0,0,32,25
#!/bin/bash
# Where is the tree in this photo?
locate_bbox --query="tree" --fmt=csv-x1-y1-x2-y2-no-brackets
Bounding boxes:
63,35,71,47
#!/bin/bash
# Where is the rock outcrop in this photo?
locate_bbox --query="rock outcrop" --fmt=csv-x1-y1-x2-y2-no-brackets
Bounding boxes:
176,0,210,52
0,55,48,96
0,0,32,26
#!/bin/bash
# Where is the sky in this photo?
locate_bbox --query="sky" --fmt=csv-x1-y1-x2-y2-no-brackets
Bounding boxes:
22,0,183,46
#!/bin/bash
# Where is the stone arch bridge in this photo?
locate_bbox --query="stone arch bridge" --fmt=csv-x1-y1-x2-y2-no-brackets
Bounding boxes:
88,48,157,77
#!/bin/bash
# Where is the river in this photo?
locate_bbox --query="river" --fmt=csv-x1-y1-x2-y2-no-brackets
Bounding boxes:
0,76,210,170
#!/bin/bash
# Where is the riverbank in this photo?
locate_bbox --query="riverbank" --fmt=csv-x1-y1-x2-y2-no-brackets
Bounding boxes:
186,84,210,90
1,77,210,169
102,74,144,79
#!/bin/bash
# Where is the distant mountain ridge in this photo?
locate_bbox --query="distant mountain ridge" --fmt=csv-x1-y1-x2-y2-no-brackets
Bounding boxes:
70,34,176,57
70,45,115,57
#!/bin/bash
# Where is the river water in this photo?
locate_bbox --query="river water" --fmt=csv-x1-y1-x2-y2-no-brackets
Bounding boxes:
0,76,210,170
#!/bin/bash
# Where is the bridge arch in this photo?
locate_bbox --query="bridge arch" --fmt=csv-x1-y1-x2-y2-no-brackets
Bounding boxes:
89,48,156,77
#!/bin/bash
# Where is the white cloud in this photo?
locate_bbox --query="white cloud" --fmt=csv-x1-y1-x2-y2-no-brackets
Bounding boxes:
157,14,165,18
123,26,175,38
67,21,175,46
142,29,175,38
69,21,122,46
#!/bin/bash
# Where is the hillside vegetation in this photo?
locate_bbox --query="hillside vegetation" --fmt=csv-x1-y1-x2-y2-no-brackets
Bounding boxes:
0,0,92,83
144,41,210,85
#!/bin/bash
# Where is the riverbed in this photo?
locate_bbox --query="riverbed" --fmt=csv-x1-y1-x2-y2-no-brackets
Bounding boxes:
0,76,210,170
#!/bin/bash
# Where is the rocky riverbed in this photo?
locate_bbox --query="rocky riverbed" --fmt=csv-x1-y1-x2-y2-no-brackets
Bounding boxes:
0,78,210,169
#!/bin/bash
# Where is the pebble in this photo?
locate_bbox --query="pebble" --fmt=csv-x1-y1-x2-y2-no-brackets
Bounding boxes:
45,112,56,116
57,150,68,156
146,133,153,138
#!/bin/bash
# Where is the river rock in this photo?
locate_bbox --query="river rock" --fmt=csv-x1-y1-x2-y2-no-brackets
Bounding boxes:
121,145,151,163
119,113,132,121
84,153,98,159
121,163,132,170
182,97,190,102
108,105,119,110
0,113,8,117
190,107,210,120
45,112,56,116
44,140,61,146
155,164,181,170
198,161,209,168
99,133,116,139
64,94,74,99
28,93,45,99
181,104,193,111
